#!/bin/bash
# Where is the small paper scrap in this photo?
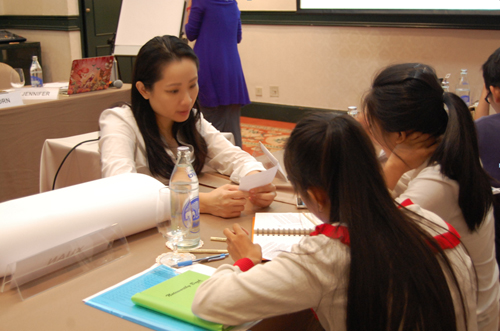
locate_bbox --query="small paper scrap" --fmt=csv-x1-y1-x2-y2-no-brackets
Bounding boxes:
239,166,278,191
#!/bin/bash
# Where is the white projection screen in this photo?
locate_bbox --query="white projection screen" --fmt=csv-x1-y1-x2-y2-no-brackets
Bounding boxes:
300,0,500,11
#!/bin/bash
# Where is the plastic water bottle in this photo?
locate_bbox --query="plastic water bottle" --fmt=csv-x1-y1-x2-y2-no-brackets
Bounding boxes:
170,146,200,248
441,73,451,92
455,69,470,106
30,55,43,87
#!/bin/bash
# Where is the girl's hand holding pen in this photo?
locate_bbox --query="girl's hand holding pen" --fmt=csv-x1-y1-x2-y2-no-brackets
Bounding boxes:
223,224,262,265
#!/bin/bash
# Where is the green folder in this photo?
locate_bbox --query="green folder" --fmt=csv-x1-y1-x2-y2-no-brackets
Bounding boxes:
131,270,224,331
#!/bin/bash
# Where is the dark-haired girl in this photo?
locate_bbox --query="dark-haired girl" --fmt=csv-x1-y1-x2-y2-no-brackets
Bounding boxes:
99,35,276,218
192,113,477,331
362,63,498,330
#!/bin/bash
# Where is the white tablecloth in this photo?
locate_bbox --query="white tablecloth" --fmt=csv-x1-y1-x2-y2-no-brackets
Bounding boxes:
40,131,101,192
39,131,238,193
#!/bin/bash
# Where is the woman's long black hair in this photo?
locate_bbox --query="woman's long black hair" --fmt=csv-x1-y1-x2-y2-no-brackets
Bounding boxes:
284,113,469,331
131,35,208,179
363,63,493,232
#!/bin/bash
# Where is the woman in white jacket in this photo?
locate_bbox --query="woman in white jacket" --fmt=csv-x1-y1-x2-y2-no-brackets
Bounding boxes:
99,35,276,218
192,113,477,331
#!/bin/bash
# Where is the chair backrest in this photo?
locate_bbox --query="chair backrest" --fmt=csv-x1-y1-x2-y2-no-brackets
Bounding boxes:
0,62,17,90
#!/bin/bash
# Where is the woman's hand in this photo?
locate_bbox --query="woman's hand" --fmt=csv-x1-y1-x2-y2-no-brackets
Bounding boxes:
390,132,437,171
244,171,277,208
384,132,437,190
199,184,248,218
223,223,262,265
249,183,276,208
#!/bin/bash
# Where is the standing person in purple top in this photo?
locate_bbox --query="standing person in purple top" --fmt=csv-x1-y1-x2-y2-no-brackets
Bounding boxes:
185,0,250,148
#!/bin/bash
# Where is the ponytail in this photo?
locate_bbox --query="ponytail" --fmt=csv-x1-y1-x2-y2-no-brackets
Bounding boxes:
364,63,493,232
430,92,493,231
284,113,467,331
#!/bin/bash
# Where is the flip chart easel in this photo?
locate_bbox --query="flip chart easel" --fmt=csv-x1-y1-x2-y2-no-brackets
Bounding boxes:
114,0,187,56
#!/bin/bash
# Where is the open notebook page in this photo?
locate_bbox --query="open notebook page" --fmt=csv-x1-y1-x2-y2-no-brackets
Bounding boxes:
253,213,322,260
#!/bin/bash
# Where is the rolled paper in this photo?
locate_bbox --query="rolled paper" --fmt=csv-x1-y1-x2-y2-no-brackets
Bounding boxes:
0,173,165,277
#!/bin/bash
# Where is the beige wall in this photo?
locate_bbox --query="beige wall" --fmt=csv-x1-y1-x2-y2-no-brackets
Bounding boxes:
3,0,500,106
0,0,78,15
2,0,81,83
239,24,500,111
8,29,82,82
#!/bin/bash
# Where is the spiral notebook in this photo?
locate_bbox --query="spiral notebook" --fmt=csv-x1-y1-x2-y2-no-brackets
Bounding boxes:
252,213,322,260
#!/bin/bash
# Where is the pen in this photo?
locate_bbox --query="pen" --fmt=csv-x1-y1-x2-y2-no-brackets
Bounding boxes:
174,253,229,267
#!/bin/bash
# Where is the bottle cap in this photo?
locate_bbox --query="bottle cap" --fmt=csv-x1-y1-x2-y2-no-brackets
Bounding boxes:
32,55,37,61
347,106,358,118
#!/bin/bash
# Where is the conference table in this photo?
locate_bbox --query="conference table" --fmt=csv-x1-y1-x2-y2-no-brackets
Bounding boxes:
0,85,131,203
0,173,322,331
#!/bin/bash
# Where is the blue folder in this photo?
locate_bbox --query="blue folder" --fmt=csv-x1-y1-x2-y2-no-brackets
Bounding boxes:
84,265,209,331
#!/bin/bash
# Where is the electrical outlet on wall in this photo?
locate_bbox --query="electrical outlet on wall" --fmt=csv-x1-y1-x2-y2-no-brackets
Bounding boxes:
270,86,279,97
255,87,263,97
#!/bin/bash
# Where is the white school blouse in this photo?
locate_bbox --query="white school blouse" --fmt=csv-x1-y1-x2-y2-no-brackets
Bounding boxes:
393,162,499,331
98,105,265,184
192,201,478,331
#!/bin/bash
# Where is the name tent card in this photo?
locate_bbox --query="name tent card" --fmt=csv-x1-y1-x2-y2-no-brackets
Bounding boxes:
0,91,24,109
20,87,60,100
1,223,129,300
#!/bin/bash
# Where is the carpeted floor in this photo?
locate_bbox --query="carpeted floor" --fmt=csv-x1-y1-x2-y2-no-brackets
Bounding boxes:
240,116,295,155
